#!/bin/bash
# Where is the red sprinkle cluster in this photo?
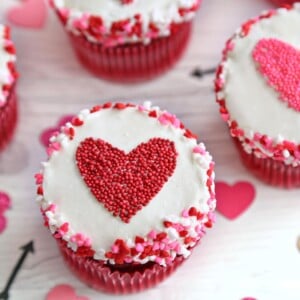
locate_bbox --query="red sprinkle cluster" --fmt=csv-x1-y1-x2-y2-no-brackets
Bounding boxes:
76,137,177,223
253,38,300,112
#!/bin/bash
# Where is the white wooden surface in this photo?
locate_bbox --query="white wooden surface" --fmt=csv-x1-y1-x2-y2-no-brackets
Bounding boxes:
0,0,300,299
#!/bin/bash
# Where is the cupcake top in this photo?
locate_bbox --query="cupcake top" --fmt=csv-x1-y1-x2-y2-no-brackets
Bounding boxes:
0,26,17,107
36,102,215,266
51,0,200,46
216,5,300,166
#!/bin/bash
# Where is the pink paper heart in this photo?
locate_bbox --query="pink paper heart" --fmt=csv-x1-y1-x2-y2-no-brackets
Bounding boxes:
0,192,11,234
7,0,47,29
253,38,300,112
40,115,74,148
46,285,89,300
215,181,256,220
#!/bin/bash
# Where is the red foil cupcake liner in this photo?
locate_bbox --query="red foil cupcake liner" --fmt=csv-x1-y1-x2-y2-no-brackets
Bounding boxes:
66,22,192,83
234,138,300,188
57,239,186,294
0,87,18,151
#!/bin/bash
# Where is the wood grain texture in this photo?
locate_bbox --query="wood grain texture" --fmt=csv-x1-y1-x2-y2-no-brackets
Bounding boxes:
0,0,300,299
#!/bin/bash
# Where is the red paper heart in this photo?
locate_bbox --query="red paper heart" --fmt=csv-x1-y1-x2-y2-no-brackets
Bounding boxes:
46,284,89,300
215,181,256,220
7,0,47,29
253,38,300,112
40,115,74,148
76,138,177,223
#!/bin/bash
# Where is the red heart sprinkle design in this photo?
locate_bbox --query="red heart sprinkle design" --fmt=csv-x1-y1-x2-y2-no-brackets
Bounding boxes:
215,181,256,220
253,38,300,112
76,138,177,223
46,284,89,300
7,0,48,29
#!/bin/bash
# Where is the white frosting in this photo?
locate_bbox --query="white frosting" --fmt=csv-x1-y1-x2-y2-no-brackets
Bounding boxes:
41,105,213,257
0,26,16,106
52,0,199,44
222,5,300,144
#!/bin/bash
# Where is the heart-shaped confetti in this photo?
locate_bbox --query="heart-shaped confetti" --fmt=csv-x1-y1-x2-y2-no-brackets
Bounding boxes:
0,192,11,234
46,285,89,300
40,115,74,148
7,0,48,29
76,137,177,223
215,181,256,220
253,38,300,112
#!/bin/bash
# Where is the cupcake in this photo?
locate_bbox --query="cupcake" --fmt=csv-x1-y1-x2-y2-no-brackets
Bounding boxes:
36,102,216,293
215,5,300,188
49,0,201,83
0,26,18,152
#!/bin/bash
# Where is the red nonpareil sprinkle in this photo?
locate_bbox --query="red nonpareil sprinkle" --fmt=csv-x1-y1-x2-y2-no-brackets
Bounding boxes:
163,221,172,228
37,186,44,196
103,102,112,109
148,110,157,118
4,43,16,55
205,220,213,228
68,127,75,140
135,236,144,244
71,117,84,127
156,232,167,241
114,103,127,110
76,138,177,223
184,129,198,139
188,207,198,217
90,105,102,113
4,27,10,40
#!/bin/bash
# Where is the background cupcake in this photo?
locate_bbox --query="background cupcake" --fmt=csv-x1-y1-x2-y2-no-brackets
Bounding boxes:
215,5,300,188
0,25,18,152
36,102,216,294
49,0,201,83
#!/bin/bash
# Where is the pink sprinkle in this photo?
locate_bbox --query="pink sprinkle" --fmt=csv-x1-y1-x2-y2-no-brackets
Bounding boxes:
138,105,146,112
193,146,206,155
135,243,144,252
111,245,119,253
182,209,189,218
153,242,160,251
34,173,43,185
155,257,163,264
147,230,157,239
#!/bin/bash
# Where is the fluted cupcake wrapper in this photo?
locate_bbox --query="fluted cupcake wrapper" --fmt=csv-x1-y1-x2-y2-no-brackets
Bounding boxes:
57,239,186,294
63,22,192,83
0,87,18,152
234,138,300,188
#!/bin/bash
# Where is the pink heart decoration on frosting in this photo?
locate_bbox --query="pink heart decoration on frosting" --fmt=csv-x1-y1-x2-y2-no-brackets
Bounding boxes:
253,38,300,112
76,137,177,223
7,0,47,29
46,285,89,300
40,115,74,148
215,181,256,220
0,191,11,234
